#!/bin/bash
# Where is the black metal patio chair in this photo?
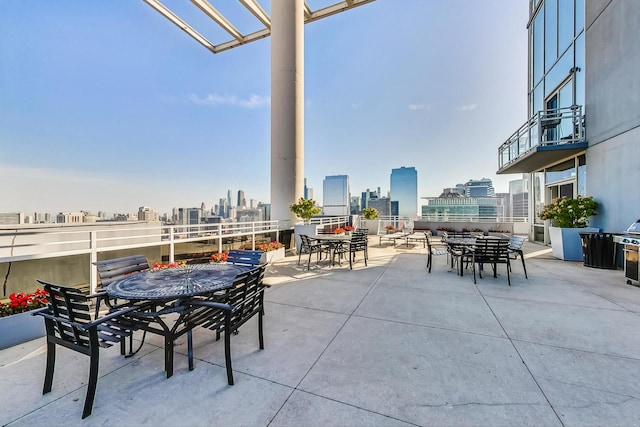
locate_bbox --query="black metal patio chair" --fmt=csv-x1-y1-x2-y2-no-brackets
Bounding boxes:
33,280,146,419
93,255,150,317
426,232,449,273
298,234,328,269
469,239,512,286
507,235,528,279
186,265,269,385
333,231,368,269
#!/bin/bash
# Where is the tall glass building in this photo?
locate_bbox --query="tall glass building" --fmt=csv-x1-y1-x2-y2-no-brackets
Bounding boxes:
497,0,639,241
323,175,350,216
390,167,418,218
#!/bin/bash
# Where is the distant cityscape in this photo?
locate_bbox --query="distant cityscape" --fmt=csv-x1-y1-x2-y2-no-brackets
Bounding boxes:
0,166,529,226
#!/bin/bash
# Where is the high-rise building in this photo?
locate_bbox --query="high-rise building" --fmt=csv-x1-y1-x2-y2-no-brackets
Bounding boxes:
464,178,495,197
368,197,391,217
390,166,418,217
237,190,246,208
497,0,639,240
323,175,350,216
509,177,529,220
138,206,159,222
350,196,361,215
56,212,85,223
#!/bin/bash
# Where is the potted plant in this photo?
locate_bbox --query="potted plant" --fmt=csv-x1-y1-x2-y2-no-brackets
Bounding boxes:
333,227,346,235
256,241,286,264
539,195,599,261
360,207,379,234
289,198,321,224
344,225,354,235
290,198,322,252
0,289,48,349
362,207,378,220
209,252,229,263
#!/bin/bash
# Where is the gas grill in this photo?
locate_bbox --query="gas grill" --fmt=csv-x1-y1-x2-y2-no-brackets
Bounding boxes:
613,220,640,286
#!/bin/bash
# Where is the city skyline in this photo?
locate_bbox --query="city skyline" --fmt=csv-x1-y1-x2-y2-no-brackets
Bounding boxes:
0,1,528,215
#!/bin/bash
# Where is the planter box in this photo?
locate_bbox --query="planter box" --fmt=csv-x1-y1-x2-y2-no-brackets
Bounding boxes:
549,226,599,261
0,311,45,350
260,247,285,264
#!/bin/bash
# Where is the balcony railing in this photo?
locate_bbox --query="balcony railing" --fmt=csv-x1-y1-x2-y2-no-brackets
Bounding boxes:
0,216,349,294
498,105,585,170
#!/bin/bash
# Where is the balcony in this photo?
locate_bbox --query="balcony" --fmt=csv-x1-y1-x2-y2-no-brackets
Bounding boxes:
497,105,587,174
2,240,639,426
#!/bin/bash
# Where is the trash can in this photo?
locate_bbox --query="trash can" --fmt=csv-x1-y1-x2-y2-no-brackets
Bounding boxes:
579,232,620,269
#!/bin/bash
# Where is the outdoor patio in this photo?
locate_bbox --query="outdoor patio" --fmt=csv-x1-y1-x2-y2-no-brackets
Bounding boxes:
2,239,640,426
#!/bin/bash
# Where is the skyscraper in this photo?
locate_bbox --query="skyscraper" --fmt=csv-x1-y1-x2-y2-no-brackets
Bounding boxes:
464,178,495,197
323,175,349,216
390,167,418,217
237,190,246,208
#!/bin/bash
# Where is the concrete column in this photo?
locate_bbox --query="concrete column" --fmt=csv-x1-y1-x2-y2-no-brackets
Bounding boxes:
271,0,304,225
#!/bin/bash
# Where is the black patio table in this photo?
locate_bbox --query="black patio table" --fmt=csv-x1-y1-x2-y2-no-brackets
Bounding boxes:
311,234,352,266
107,263,249,300
106,263,251,378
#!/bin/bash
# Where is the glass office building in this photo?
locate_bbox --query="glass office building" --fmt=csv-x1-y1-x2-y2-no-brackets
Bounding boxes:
390,167,418,218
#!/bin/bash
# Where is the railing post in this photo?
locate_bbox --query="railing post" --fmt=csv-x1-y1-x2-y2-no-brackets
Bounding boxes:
89,231,98,294
252,222,256,250
218,224,222,253
169,226,175,263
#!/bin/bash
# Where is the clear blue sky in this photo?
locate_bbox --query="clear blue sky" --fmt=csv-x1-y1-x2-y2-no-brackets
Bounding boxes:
0,0,528,217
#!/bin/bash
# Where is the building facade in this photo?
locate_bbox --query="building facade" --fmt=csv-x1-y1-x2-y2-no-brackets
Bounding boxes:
497,0,640,242
322,175,350,216
390,166,418,218
421,197,504,222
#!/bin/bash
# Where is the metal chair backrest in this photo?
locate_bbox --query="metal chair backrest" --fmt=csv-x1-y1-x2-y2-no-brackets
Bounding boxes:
472,239,510,263
94,255,149,290
508,235,526,252
227,249,264,266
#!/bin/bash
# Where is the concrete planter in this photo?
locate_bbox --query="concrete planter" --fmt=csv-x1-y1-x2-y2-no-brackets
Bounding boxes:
0,311,45,350
260,247,285,264
549,226,599,261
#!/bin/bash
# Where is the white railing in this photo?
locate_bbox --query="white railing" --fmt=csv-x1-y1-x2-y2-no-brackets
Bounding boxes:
0,216,351,294
498,105,585,170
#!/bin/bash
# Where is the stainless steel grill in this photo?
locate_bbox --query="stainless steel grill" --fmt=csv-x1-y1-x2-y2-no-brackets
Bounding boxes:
613,219,640,286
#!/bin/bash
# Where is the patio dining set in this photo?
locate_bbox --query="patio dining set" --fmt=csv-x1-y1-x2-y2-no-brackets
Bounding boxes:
297,228,369,270
32,250,268,419
433,231,528,286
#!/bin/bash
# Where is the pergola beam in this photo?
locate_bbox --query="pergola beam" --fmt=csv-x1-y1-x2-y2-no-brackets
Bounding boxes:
143,0,375,54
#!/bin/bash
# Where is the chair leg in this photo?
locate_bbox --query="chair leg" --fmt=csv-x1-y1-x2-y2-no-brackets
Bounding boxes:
187,329,194,371
427,252,432,273
258,310,264,350
43,340,56,394
472,262,477,284
520,253,528,279
165,337,174,379
224,316,234,386
82,345,100,419
507,260,512,286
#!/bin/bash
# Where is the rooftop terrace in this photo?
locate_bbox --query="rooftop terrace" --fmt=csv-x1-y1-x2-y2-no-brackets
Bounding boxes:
2,239,640,426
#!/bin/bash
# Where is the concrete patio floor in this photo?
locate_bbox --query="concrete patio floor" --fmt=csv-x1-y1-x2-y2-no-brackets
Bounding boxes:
2,239,640,426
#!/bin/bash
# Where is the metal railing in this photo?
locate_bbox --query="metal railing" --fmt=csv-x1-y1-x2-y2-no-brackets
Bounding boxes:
498,105,585,170
0,216,350,294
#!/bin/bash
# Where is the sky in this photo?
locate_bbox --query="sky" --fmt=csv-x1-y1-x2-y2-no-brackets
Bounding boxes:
0,0,529,217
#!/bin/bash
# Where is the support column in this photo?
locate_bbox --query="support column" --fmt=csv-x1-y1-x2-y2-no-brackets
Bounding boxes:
271,0,304,226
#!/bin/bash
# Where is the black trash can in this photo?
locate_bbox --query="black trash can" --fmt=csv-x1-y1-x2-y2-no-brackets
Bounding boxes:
579,232,620,269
